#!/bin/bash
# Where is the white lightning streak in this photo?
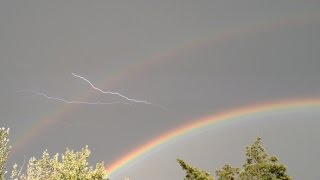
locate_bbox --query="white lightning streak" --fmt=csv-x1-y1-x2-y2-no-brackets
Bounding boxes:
72,73,150,103
72,73,166,109
17,90,130,105
18,74,166,109
18,156,26,176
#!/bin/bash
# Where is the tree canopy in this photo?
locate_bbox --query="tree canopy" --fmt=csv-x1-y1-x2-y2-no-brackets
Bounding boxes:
0,127,108,180
179,137,292,180
0,128,10,179
177,159,214,180
1,127,292,180
11,146,108,180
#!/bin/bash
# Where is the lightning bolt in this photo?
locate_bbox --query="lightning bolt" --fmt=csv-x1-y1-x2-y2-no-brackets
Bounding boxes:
18,156,26,176
18,73,166,109
17,90,130,105
72,73,150,104
71,73,167,109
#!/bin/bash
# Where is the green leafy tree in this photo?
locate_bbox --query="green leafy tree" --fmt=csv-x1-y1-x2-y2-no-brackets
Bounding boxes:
0,127,113,180
177,159,214,180
179,138,292,180
215,164,240,180
11,146,108,180
216,137,291,180
0,127,10,180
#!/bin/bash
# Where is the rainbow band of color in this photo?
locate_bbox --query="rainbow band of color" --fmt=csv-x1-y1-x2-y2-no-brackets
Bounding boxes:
105,98,320,176
10,11,319,159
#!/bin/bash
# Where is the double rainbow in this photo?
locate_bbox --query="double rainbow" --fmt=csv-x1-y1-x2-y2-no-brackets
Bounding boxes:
9,10,320,177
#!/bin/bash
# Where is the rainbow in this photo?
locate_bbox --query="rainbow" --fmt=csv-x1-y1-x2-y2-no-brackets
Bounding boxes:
10,11,320,160
105,98,320,176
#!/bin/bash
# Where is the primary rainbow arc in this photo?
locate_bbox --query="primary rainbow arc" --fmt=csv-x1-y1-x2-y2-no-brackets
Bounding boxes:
105,98,320,176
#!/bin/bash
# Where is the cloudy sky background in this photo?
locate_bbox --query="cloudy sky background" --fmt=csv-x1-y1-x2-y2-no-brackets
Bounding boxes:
1,1,320,179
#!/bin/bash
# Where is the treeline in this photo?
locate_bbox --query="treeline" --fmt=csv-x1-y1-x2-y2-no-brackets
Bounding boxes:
1,128,291,180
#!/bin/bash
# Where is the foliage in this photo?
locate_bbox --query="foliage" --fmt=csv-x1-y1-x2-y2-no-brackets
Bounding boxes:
179,137,292,180
1,126,292,180
216,137,292,180
0,127,10,180
11,146,108,180
215,164,240,180
177,159,214,180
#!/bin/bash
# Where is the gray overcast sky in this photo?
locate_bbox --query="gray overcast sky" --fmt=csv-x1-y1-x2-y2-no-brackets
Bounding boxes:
1,1,320,179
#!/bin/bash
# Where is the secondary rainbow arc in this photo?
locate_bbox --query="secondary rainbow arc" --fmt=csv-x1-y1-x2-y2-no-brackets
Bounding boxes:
8,10,320,172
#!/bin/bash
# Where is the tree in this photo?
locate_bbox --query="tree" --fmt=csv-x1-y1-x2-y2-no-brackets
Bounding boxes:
215,164,240,180
179,138,292,180
0,127,111,180
216,137,291,180
177,159,214,180
0,127,10,180
11,146,108,180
